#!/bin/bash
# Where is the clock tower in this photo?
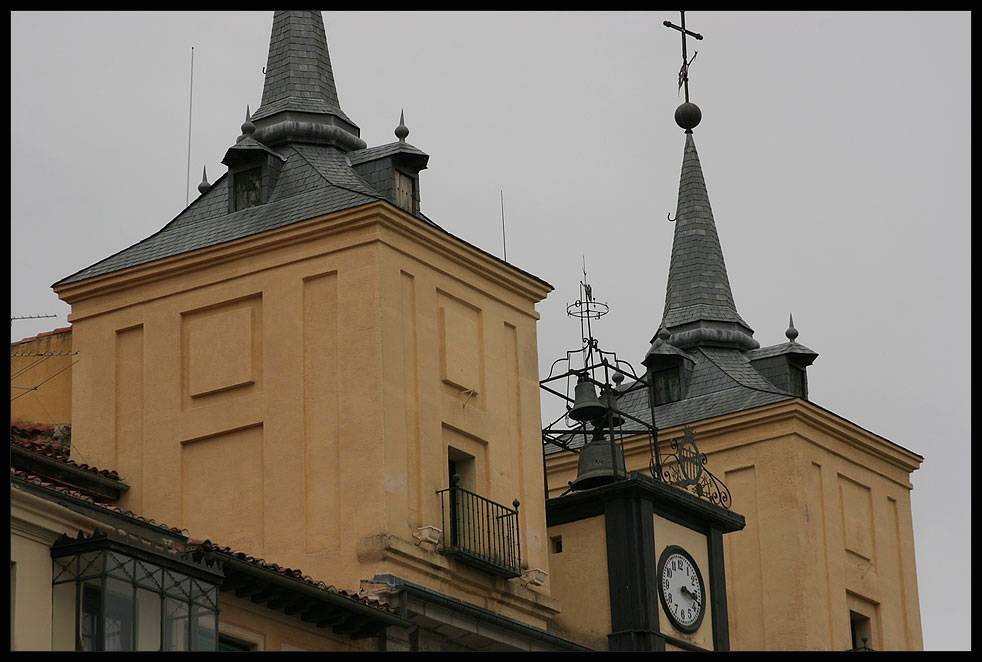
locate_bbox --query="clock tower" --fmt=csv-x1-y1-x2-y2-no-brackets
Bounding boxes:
540,280,744,652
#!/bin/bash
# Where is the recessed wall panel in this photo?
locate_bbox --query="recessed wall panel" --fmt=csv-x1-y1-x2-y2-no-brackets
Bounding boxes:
303,272,340,552
437,290,483,396
115,325,144,510
838,474,875,565
182,424,264,553
181,295,262,406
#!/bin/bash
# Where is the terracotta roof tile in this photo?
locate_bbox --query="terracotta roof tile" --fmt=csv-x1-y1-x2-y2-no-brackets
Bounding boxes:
188,539,396,614
10,326,72,346
10,425,121,481
11,466,395,618
10,467,185,535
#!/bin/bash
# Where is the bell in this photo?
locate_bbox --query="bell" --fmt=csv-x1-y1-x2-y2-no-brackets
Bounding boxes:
568,374,607,422
592,387,624,428
570,436,627,491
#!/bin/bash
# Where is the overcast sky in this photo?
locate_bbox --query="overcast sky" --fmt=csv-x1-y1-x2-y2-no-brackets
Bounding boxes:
10,11,970,650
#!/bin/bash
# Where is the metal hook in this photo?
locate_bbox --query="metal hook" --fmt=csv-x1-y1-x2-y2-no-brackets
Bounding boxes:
667,212,677,222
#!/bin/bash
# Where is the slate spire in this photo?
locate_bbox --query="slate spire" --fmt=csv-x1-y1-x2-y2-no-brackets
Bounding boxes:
659,133,758,351
250,11,365,151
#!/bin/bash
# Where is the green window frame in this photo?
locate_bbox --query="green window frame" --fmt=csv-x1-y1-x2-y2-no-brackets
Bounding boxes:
51,536,221,651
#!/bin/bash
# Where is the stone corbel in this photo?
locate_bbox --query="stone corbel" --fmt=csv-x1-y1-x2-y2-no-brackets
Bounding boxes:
411,525,442,548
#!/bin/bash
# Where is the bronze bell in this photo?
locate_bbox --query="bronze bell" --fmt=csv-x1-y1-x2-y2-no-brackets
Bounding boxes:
592,387,624,428
568,374,607,422
570,436,626,491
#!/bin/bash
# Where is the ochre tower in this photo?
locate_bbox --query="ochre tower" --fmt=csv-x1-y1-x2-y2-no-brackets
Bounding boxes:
545,101,923,650
54,11,559,640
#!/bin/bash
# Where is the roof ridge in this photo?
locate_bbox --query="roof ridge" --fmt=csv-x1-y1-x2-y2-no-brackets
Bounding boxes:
52,171,230,288
696,347,789,397
292,144,382,201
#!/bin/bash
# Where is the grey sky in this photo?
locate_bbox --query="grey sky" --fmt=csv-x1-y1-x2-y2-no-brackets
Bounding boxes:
10,11,970,650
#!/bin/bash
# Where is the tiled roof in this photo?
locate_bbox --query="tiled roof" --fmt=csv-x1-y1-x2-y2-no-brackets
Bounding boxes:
347,142,428,166
252,11,352,126
11,467,185,535
748,341,819,361
11,466,398,619
661,133,753,334
55,145,382,286
10,419,70,449
10,434,121,482
189,540,397,615
11,326,71,347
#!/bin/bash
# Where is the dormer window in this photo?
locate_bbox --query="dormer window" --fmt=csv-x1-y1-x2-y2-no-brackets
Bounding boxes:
394,169,415,213
233,167,263,211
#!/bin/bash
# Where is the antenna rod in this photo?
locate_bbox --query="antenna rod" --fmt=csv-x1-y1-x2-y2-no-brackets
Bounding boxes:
10,313,58,330
185,46,195,206
500,189,508,262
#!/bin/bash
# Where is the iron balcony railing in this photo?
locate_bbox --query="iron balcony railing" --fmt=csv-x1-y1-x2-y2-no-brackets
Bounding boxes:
436,482,522,578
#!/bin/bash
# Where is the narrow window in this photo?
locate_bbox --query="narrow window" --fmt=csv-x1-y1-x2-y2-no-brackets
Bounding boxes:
394,170,415,213
652,367,681,404
550,536,563,554
233,167,263,211
850,610,872,650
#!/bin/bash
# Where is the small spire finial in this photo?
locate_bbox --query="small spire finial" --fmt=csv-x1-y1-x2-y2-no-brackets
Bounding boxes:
395,109,409,142
786,313,799,342
241,105,256,137
197,165,210,194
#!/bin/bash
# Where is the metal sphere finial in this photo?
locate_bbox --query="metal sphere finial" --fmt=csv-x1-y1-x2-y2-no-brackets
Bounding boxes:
785,313,799,342
612,372,625,386
395,109,409,142
675,102,702,132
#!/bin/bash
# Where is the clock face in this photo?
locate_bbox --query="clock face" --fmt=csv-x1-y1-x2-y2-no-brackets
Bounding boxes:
657,545,706,634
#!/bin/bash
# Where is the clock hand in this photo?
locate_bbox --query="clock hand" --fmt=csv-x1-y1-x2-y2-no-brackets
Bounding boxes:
679,586,701,604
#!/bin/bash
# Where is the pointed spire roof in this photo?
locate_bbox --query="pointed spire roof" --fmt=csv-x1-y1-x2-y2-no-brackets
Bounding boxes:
660,133,758,351
250,11,364,151
253,11,346,121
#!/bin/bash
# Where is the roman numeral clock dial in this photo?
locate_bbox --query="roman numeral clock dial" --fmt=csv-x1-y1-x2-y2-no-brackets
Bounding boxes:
657,545,706,634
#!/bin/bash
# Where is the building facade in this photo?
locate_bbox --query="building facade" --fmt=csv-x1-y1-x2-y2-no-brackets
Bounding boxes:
9,10,923,652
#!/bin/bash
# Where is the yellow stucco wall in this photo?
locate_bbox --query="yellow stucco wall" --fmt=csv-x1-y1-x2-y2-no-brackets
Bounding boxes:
217,594,373,651
545,515,610,650
10,486,107,651
10,329,73,425
545,400,923,651
56,203,556,629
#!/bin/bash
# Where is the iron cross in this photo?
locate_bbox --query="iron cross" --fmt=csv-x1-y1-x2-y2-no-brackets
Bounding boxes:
663,11,703,103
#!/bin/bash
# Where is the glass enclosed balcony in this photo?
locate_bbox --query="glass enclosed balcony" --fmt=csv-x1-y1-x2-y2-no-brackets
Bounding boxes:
50,530,223,651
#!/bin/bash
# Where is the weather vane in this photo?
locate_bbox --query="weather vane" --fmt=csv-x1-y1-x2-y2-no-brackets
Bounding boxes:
663,11,703,104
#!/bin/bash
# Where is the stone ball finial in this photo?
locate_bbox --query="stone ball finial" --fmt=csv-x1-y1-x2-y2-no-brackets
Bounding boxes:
241,105,256,137
785,313,799,342
197,165,210,195
395,109,409,142
675,101,702,132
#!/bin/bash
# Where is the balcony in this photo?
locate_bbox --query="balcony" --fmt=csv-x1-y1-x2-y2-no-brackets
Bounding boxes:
436,483,522,578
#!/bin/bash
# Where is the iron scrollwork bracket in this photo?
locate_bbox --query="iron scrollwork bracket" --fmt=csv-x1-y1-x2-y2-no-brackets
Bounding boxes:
657,426,733,510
